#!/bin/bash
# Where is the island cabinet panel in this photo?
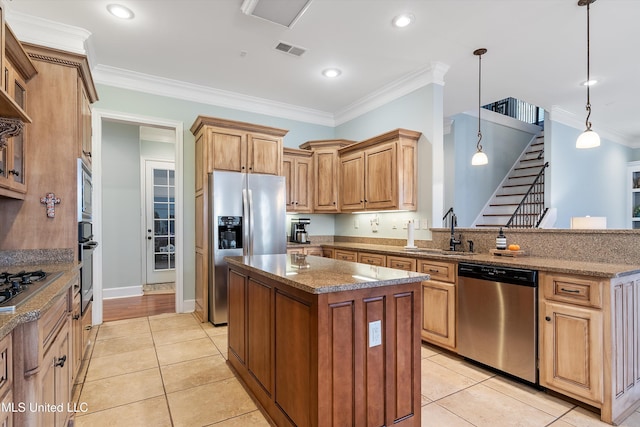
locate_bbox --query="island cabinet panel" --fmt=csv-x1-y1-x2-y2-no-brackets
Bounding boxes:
227,263,421,427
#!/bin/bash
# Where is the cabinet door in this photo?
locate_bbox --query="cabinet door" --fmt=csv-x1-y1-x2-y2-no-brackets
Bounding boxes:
209,128,246,172
228,270,247,364
540,301,603,403
294,156,312,212
321,248,334,258
314,149,340,212
248,133,281,175
282,155,294,211
421,281,456,350
0,389,13,427
79,80,92,167
364,143,396,210
72,291,82,383
247,278,272,393
54,324,71,427
339,152,365,211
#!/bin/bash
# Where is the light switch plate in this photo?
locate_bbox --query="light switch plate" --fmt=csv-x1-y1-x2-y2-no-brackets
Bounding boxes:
422,218,429,229
369,320,382,347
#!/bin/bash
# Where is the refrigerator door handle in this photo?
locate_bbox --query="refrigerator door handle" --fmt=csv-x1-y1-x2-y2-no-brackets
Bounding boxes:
242,188,250,256
247,189,254,256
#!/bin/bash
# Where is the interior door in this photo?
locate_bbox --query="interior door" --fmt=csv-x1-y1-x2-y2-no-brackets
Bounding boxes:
145,160,176,285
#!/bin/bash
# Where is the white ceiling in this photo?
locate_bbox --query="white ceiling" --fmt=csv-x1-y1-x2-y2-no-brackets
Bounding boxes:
5,0,640,144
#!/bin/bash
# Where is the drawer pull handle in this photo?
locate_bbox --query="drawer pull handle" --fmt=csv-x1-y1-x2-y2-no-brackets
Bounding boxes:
560,288,580,294
54,355,67,368
72,314,80,320
429,269,439,273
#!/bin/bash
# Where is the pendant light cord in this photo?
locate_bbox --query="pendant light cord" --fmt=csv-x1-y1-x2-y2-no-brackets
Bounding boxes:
585,0,592,130
477,52,483,150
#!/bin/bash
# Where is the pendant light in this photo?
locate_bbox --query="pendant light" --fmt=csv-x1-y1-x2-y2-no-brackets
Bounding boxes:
471,48,488,165
576,0,600,149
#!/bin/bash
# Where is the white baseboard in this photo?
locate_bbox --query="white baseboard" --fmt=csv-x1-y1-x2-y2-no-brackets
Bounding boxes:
181,299,195,313
102,285,143,299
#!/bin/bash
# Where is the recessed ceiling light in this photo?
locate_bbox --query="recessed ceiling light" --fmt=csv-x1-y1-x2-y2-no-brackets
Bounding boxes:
322,68,341,78
582,79,598,86
392,14,414,28
107,4,135,19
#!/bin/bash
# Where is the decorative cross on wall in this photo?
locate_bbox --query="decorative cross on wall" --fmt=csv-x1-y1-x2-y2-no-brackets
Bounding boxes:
40,193,61,218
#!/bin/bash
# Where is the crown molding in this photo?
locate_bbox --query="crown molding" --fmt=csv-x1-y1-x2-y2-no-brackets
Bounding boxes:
93,65,336,126
550,106,637,148
5,10,93,57
333,62,450,126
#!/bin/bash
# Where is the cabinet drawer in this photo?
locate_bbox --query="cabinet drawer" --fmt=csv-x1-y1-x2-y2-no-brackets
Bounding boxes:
305,246,323,257
321,248,334,258
334,249,357,262
40,294,69,352
387,256,417,272
358,252,386,266
541,272,603,308
0,333,11,397
417,260,456,283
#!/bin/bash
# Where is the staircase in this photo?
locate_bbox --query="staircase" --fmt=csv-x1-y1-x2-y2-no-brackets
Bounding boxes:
474,134,546,228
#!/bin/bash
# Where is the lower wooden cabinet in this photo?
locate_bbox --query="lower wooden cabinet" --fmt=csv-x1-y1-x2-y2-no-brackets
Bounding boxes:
71,289,82,384
539,272,604,406
387,255,417,272
0,332,12,427
40,317,71,427
287,246,323,257
418,260,456,350
321,248,334,258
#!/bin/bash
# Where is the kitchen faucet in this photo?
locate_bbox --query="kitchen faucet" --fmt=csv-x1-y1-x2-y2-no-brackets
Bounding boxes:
449,211,461,251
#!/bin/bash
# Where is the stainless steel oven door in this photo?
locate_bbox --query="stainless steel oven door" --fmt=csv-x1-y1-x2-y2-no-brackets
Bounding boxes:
80,240,98,313
77,159,93,221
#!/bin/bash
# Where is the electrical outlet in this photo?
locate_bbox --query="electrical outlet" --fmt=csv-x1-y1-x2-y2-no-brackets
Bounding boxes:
422,218,429,229
392,220,397,229
354,219,359,229
368,320,382,347
402,220,408,229
414,219,420,229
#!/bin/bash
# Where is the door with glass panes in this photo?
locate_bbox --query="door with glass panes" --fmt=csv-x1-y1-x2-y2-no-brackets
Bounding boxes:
145,160,176,284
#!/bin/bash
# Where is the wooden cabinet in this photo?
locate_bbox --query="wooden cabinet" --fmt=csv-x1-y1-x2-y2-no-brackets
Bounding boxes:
190,116,288,322
0,44,96,259
539,272,604,405
321,247,334,258
299,139,354,213
358,251,386,266
227,262,422,427
70,285,82,384
40,318,71,427
283,148,313,213
0,24,37,199
0,332,12,427
387,255,417,272
338,129,420,212
287,246,322,256
418,259,456,350
334,249,357,262
79,81,92,167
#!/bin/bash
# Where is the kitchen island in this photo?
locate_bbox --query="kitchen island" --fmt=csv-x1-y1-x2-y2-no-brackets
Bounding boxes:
225,254,429,427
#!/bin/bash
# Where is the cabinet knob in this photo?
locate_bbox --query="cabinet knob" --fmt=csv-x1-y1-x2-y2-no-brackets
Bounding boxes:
84,325,92,331
9,170,19,176
545,316,551,322
73,314,80,320
83,150,92,158
333,201,336,205
242,166,245,170
54,355,67,368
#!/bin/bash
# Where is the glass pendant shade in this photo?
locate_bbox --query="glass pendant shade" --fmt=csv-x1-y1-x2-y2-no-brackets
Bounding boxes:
471,150,488,166
576,128,600,148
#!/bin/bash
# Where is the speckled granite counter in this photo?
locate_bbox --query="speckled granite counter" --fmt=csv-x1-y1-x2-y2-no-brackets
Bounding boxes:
321,242,640,278
0,263,80,340
225,253,429,294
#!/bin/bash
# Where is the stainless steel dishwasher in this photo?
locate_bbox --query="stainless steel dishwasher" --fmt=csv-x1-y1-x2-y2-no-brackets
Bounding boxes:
457,262,538,384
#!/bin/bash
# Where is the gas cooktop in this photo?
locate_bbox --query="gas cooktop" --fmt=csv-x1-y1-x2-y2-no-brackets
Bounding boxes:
0,270,64,313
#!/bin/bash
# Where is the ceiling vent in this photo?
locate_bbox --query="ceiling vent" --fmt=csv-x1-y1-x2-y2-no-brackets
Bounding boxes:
241,0,312,28
275,41,307,57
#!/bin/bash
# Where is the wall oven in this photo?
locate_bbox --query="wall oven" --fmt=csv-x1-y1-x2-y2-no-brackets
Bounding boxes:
77,158,93,221
79,221,97,314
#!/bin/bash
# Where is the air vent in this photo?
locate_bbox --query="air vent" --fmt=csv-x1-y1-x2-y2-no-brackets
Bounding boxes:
275,42,307,57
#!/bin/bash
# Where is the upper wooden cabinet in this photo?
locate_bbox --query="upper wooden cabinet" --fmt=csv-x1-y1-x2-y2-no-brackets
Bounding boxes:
0,23,37,199
299,139,354,213
190,116,287,176
338,129,420,212
283,147,313,213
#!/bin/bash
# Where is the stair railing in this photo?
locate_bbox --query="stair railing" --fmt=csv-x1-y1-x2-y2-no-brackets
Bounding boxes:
505,162,549,228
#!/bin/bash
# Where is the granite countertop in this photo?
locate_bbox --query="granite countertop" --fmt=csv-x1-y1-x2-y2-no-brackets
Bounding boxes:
0,262,80,340
225,254,430,294
321,242,640,278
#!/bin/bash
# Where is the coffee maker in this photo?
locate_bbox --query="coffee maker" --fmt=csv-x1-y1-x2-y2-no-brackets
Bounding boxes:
290,218,311,244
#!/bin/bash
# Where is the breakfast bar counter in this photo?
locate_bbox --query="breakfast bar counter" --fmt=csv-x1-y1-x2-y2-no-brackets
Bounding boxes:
225,254,429,427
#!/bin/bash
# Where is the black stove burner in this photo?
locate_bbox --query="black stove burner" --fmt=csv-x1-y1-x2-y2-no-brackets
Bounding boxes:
0,270,50,310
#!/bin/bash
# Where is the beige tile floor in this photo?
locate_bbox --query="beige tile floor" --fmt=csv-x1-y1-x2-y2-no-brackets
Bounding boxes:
73,312,640,427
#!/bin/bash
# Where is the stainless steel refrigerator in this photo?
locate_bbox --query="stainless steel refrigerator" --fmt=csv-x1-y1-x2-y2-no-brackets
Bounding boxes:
209,171,286,325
